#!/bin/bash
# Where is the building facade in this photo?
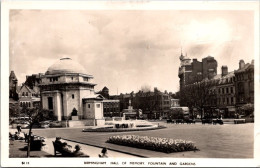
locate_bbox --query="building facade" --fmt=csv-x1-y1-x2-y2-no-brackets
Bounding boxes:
18,84,41,108
179,54,254,119
178,53,217,90
39,58,104,125
103,99,120,117
235,60,254,107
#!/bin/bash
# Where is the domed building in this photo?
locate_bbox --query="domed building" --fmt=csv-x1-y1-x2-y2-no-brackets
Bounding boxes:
39,58,105,126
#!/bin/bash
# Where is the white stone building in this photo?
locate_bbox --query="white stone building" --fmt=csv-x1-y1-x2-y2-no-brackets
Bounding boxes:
39,58,105,126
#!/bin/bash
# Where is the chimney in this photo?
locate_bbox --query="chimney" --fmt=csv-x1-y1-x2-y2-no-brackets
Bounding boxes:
221,66,228,77
251,59,254,65
239,60,245,69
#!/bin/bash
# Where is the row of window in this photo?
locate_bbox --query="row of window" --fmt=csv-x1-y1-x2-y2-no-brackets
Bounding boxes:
48,77,90,82
217,97,235,105
104,108,120,112
20,101,31,107
49,77,58,82
218,86,234,94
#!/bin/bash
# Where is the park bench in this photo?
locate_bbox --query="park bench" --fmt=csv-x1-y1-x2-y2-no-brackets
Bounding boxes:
52,141,89,157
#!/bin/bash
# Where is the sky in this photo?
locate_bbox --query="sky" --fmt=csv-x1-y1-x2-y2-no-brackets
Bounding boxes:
9,10,254,95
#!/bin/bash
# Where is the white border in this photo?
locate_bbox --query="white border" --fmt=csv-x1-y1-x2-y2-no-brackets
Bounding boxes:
1,1,259,167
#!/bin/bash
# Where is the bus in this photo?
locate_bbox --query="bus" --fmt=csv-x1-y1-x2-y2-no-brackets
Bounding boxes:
168,107,190,120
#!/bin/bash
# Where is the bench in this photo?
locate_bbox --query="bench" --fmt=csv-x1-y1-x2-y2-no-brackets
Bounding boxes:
52,141,89,157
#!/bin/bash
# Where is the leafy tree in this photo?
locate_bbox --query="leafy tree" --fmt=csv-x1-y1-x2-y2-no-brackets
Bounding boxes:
20,106,51,157
9,104,20,118
238,103,254,117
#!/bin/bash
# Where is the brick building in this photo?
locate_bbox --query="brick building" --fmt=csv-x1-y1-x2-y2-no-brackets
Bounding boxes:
179,54,254,119
178,53,217,90
235,60,254,107
18,84,41,108
103,99,120,117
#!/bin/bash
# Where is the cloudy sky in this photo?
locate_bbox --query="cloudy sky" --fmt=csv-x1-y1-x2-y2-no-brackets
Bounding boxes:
9,10,254,95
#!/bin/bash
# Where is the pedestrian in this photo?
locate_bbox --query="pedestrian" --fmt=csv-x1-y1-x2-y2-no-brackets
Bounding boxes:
99,147,108,158
17,125,22,133
73,145,84,156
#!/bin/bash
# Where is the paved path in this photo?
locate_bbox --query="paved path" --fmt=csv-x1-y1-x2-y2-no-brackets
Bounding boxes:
12,122,254,158
9,129,138,158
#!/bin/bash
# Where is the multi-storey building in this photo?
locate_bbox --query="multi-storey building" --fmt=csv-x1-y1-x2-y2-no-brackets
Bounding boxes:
235,60,254,107
103,99,120,117
179,54,254,119
18,84,41,108
178,53,217,90
214,66,236,118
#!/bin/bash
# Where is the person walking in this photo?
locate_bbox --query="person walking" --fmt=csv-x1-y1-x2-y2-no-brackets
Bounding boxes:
99,147,108,158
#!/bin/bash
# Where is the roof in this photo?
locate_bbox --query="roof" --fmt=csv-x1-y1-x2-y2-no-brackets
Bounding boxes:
82,94,105,100
9,71,18,81
235,63,253,73
18,85,36,94
45,58,87,75
9,98,18,104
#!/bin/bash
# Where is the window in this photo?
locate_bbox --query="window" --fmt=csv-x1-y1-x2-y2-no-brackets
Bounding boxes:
22,92,25,96
226,88,229,94
96,104,100,108
50,77,58,82
48,97,53,110
26,92,28,96
231,87,233,93
29,102,31,107
20,102,22,107
88,104,90,108
71,77,73,80
72,94,74,99
83,77,88,81
231,97,234,104
222,88,224,94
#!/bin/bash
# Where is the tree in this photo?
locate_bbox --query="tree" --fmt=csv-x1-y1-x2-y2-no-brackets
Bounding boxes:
179,78,216,119
20,107,52,157
9,104,20,118
135,90,160,119
238,103,254,117
140,84,152,93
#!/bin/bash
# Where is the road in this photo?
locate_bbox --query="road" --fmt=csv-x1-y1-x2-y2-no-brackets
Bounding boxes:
19,122,254,158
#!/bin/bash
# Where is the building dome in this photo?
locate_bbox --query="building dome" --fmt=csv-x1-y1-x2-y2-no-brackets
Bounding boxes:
46,58,86,75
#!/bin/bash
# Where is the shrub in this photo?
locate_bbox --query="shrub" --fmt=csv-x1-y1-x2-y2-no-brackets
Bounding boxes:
106,135,198,153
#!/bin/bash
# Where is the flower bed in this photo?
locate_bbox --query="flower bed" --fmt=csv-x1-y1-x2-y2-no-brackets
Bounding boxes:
106,135,198,153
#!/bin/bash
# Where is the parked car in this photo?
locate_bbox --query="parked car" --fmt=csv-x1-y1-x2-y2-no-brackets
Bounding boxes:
11,120,30,129
50,121,62,128
40,121,51,128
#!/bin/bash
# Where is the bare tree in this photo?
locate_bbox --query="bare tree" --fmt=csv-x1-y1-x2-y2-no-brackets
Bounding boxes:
179,78,216,119
140,84,152,93
20,107,52,157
